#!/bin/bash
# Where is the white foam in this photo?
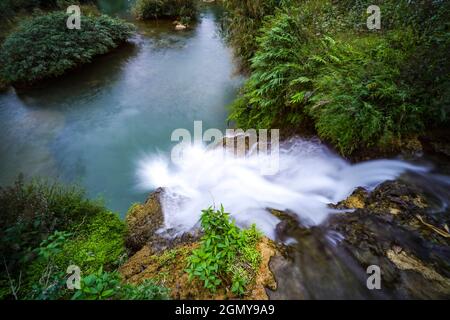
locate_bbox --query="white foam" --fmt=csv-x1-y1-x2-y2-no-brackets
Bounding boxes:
137,138,429,239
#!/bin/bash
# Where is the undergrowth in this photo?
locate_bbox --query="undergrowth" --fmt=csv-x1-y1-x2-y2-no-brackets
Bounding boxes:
227,0,450,155
186,206,262,296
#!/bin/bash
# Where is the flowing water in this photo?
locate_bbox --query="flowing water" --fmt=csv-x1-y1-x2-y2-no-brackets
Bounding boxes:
137,138,450,239
0,2,243,215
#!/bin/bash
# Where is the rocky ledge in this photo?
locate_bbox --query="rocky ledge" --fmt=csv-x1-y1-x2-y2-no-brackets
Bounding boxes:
121,188,280,300
121,180,450,300
271,180,450,299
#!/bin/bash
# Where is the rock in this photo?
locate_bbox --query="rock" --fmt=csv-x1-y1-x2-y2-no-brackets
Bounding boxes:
122,189,282,299
334,187,368,210
248,237,278,300
268,180,450,299
419,129,450,159
120,237,280,300
399,136,423,157
125,188,201,254
125,188,165,253
175,23,187,31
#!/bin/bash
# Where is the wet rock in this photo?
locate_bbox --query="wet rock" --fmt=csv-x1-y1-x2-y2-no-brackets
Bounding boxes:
125,188,165,253
420,129,450,159
175,23,187,31
0,78,8,92
334,187,368,210
125,188,201,254
120,237,280,300
249,237,278,300
267,226,381,300
269,180,450,299
326,181,450,298
399,136,424,157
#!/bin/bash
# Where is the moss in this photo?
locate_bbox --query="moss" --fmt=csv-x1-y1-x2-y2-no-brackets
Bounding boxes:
53,211,126,274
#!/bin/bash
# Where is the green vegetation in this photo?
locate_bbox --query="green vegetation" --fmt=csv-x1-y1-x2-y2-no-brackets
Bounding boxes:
132,0,197,20
227,0,450,155
0,11,135,87
72,268,169,300
0,1,94,36
0,177,168,300
186,206,262,296
222,0,283,67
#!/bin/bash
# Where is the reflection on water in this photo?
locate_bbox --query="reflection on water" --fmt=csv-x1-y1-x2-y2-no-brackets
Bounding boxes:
0,4,243,215
96,0,135,17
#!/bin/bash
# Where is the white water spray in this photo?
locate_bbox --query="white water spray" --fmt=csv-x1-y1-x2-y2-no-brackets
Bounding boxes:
137,138,429,239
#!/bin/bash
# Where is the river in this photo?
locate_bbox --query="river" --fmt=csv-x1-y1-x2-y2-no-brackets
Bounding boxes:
0,2,243,215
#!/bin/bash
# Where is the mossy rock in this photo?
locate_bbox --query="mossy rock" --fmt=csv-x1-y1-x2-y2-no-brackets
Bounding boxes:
125,189,165,253
120,237,279,300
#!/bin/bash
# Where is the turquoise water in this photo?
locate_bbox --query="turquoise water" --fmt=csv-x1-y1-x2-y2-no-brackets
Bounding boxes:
0,4,242,215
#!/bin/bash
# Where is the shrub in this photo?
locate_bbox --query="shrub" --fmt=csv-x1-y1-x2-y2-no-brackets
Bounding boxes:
71,268,121,300
186,206,262,296
229,0,340,129
0,11,135,86
229,0,450,155
0,176,125,300
309,32,422,154
222,0,285,67
0,176,108,277
26,231,72,300
132,0,197,20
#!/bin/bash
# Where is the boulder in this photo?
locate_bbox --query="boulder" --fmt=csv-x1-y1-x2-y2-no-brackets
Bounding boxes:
175,23,187,31
120,236,280,300
125,188,165,253
268,180,450,299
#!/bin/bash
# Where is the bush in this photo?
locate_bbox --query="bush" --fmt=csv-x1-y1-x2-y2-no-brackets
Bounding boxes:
53,210,126,274
132,0,197,20
121,280,170,300
26,231,73,300
0,176,126,300
222,0,284,67
186,206,262,296
0,11,135,86
71,269,170,300
71,268,121,300
229,0,450,155
0,176,170,300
